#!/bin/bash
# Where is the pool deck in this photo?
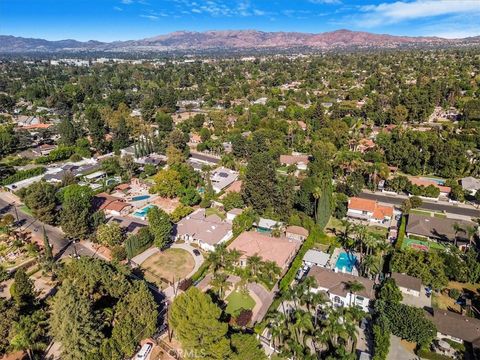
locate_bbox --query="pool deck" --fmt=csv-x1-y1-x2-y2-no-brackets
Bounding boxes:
330,248,359,276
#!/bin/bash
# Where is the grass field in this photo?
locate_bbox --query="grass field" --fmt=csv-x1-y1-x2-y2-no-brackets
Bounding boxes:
19,205,33,216
141,248,195,288
225,290,256,315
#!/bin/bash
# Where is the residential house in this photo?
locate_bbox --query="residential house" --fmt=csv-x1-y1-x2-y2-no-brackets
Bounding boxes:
408,177,451,197
210,167,239,193
227,231,300,270
406,214,477,249
308,266,375,312
255,218,283,233
173,209,232,252
189,133,202,144
427,309,480,347
31,144,56,156
391,272,422,298
356,139,375,153
461,177,480,196
93,193,132,217
108,216,147,236
347,197,394,225
302,249,330,268
189,152,220,166
285,225,309,242
279,154,310,171
226,208,243,222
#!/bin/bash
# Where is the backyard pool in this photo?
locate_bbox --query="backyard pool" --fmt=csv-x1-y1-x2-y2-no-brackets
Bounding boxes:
421,177,445,185
133,204,156,218
132,195,151,201
335,252,357,273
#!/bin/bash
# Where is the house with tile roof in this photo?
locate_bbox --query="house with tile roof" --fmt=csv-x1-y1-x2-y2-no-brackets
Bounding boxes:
408,177,451,197
93,193,133,217
308,266,375,312
173,208,232,252
279,154,310,171
227,231,301,270
347,197,394,225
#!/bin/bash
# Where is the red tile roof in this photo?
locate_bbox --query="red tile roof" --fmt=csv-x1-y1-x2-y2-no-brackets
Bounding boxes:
348,197,393,220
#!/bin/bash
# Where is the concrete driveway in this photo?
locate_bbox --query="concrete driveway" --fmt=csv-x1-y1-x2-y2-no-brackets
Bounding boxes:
388,335,419,360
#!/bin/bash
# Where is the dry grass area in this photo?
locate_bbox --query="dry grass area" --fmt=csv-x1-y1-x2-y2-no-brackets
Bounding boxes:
400,339,417,353
433,281,480,313
141,248,194,288
152,197,180,214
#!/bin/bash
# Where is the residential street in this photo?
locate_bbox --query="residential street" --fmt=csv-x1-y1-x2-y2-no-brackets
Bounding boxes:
358,191,480,218
0,193,98,259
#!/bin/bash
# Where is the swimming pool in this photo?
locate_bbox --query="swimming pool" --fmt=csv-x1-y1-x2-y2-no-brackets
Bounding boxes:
132,195,151,202
133,204,156,218
421,177,445,185
335,252,357,273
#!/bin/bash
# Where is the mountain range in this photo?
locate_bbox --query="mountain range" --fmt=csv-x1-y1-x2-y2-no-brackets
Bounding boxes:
1,29,480,53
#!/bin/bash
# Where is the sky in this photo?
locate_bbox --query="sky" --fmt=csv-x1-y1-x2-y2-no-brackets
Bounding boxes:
1,0,480,42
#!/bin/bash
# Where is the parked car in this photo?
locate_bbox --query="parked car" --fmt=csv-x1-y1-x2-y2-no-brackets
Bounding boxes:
135,342,153,360
193,249,201,256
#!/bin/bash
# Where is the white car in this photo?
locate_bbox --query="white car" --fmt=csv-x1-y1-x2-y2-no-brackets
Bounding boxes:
135,342,153,360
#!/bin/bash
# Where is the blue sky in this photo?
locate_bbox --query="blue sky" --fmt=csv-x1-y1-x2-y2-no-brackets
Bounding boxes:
1,0,479,41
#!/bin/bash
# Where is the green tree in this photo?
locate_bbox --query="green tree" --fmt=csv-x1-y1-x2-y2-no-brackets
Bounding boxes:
242,152,277,212
169,287,231,359
50,281,103,360
10,310,49,360
147,206,172,248
0,298,17,354
110,282,158,357
96,222,124,247
10,268,35,311
152,168,182,198
230,333,267,360
21,181,57,224
60,184,92,239
378,278,402,303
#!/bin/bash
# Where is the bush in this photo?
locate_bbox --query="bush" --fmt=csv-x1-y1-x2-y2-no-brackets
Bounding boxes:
111,246,127,261
170,204,194,223
448,288,461,300
125,227,154,259
234,309,253,327
372,321,390,360
396,215,407,249
1,167,46,185
35,145,76,164
416,349,453,360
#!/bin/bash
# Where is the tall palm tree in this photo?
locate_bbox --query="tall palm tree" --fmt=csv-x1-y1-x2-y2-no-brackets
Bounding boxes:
312,186,322,223
345,280,365,307
247,254,263,278
466,225,478,247
210,272,232,299
452,223,464,248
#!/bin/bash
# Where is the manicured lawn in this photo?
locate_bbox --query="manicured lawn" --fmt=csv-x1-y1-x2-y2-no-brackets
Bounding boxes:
410,209,447,219
225,290,256,315
19,205,33,216
141,248,195,289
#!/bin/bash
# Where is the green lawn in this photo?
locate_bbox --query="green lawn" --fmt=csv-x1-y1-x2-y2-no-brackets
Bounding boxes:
19,205,33,216
225,290,255,315
410,209,447,219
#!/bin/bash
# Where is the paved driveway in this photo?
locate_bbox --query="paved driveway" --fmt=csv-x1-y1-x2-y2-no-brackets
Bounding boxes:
388,335,419,360
401,286,432,309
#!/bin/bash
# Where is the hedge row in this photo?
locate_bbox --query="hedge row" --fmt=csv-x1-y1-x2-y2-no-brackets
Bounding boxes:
1,166,46,185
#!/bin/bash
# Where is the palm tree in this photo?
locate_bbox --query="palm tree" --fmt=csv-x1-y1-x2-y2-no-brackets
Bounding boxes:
210,272,232,299
247,254,263,278
452,223,464,248
262,260,281,281
312,186,322,223
466,225,478,247
345,281,365,307
207,243,229,273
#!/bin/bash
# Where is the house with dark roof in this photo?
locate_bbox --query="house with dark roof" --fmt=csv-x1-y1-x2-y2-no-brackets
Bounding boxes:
427,309,480,347
406,214,476,248
391,272,422,298
308,266,374,312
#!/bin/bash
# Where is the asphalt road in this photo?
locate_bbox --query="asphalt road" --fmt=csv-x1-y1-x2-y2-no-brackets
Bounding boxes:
0,196,97,258
358,191,480,218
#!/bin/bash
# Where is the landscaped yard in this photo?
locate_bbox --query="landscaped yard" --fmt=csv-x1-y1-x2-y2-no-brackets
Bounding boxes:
141,248,195,289
225,290,256,315
410,209,447,218
433,281,480,313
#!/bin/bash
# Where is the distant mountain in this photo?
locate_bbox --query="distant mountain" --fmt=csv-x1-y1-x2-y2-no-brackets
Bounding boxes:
1,29,479,53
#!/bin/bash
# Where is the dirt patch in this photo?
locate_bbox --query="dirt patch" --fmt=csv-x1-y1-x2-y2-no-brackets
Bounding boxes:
152,197,180,214
141,248,194,288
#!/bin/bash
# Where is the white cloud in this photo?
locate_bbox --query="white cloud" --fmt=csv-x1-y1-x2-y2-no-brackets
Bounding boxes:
359,0,480,26
121,0,133,4
309,0,342,4
140,14,159,20
113,6,123,11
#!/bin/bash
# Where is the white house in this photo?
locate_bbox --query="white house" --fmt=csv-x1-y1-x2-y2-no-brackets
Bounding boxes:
308,266,374,312
347,197,393,225
461,177,480,196
391,272,421,298
173,209,232,252
302,249,330,268
210,167,239,193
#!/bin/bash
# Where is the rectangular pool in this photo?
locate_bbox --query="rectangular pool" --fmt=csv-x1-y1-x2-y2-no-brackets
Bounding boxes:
132,195,151,201
335,252,357,273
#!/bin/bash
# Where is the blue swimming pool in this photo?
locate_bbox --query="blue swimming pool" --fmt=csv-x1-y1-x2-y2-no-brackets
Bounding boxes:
132,195,151,201
335,252,357,273
421,177,445,185
133,204,156,218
